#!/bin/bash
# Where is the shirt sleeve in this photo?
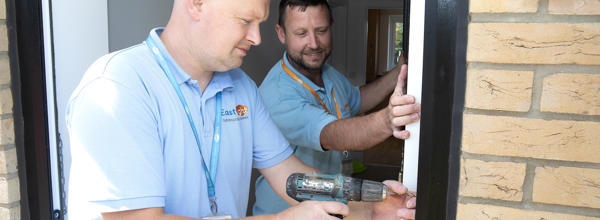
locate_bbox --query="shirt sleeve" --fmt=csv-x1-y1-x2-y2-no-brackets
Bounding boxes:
339,71,362,116
260,80,338,152
245,77,294,169
66,76,166,213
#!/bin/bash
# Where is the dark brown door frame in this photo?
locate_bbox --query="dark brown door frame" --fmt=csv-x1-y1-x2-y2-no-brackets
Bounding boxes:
5,0,469,218
7,0,55,219
414,0,468,219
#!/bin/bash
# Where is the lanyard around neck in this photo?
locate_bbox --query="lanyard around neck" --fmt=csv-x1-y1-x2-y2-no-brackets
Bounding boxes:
281,58,341,120
146,35,222,214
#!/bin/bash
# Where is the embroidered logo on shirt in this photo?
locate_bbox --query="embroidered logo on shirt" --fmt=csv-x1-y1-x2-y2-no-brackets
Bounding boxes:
222,104,249,122
236,105,248,116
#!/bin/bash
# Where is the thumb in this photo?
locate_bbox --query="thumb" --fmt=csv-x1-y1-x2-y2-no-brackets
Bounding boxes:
393,64,408,96
382,180,408,195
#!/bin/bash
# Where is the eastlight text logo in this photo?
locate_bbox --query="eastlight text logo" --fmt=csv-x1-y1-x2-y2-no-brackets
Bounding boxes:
222,104,249,122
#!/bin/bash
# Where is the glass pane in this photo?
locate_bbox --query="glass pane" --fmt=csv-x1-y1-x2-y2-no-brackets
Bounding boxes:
394,22,403,65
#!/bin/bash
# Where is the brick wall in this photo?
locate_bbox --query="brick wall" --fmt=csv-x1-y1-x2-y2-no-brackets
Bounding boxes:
0,0,19,218
459,0,600,219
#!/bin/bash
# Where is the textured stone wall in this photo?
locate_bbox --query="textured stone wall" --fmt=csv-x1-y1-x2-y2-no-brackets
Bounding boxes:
0,0,19,218
459,0,600,219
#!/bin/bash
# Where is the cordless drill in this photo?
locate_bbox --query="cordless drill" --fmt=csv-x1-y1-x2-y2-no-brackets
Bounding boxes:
285,172,393,204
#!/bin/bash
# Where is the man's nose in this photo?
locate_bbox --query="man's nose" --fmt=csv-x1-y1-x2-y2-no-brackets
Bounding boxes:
307,33,319,49
247,23,262,46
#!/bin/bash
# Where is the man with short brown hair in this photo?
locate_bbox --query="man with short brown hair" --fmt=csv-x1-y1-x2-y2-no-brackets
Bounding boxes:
254,0,420,218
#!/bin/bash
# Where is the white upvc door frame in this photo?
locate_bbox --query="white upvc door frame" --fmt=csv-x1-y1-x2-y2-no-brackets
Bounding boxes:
403,0,424,192
42,0,109,216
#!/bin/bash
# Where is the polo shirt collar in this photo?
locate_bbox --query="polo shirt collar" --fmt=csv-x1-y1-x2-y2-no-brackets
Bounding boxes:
149,28,234,94
204,71,234,97
282,52,326,92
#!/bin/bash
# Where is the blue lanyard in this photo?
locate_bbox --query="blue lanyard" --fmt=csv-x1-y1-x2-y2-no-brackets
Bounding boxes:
146,35,222,214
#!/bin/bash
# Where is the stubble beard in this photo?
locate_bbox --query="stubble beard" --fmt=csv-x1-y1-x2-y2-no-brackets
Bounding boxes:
286,47,330,73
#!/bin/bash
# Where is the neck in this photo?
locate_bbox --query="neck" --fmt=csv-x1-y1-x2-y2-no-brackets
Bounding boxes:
286,54,324,87
160,26,213,91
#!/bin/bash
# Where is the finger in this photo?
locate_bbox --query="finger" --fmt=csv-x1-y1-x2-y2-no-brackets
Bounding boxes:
391,113,419,127
391,104,421,117
318,201,350,217
382,180,408,195
393,129,410,139
393,64,408,96
406,197,417,208
390,95,415,106
399,64,408,83
397,208,416,220
399,53,407,65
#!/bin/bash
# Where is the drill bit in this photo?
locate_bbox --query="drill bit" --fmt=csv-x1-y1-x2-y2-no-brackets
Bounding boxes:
388,191,416,198
385,188,416,199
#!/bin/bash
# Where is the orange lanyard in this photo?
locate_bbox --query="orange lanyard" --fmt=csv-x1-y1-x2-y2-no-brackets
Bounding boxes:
281,58,341,119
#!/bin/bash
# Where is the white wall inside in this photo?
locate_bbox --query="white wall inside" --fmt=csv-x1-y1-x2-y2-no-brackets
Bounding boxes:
108,0,173,52
344,0,404,85
240,1,285,84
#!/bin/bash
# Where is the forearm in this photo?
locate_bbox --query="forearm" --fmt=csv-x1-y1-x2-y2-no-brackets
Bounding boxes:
320,108,392,151
358,68,400,114
259,155,319,206
240,214,278,220
102,207,280,220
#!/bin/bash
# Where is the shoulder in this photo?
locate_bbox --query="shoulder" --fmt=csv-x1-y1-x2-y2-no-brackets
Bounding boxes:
70,44,159,104
259,62,298,95
260,61,285,85
323,64,356,88
79,44,154,84
322,64,347,81
101,44,157,84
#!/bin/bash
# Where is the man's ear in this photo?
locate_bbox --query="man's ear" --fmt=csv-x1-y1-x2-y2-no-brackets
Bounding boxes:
186,0,205,20
275,24,286,44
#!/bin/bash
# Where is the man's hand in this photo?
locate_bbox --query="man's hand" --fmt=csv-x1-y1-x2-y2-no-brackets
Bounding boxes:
275,201,349,220
359,55,405,114
388,64,420,139
397,52,407,66
372,180,417,220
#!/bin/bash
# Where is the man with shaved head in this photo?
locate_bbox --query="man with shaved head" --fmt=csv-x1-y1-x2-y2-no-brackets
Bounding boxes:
66,0,416,219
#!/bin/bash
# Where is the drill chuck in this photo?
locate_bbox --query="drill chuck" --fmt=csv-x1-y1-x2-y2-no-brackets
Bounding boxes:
286,173,388,204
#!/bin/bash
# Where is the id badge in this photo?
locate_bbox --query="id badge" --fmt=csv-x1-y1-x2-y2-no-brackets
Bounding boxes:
200,214,232,219
341,150,353,175
341,158,353,175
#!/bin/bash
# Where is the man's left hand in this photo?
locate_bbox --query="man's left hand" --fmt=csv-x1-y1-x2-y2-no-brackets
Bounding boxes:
387,64,420,139
371,180,416,220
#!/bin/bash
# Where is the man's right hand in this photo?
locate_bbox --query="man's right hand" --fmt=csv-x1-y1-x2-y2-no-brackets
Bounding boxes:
275,201,349,220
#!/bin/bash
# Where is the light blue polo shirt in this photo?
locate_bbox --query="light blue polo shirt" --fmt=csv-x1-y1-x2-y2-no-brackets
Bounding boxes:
253,53,361,215
66,28,293,219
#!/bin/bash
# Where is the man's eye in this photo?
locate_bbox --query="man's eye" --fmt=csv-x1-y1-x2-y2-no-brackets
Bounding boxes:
241,19,250,24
